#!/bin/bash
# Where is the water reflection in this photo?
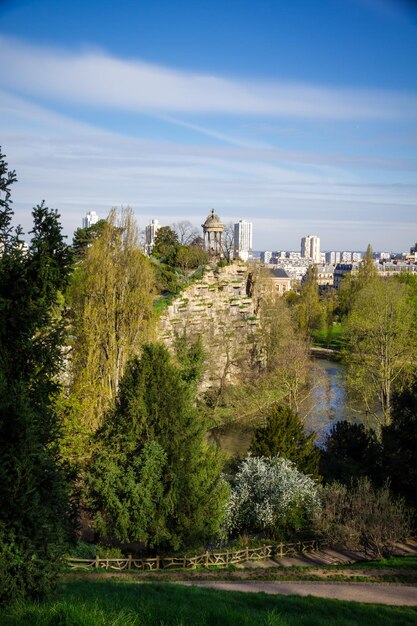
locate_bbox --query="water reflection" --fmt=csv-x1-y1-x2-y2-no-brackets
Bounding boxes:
304,358,350,445
210,357,354,458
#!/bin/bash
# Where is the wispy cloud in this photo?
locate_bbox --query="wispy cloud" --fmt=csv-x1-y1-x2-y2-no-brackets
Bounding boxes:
1,35,417,120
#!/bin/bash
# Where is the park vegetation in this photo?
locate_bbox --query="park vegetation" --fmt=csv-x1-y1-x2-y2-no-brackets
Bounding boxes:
1,148,417,610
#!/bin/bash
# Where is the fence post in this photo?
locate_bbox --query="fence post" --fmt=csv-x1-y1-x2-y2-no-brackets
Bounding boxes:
205,551,209,567
226,550,229,566
156,556,160,570
95,554,100,569
279,542,283,558
183,556,187,569
245,546,249,561
128,554,132,570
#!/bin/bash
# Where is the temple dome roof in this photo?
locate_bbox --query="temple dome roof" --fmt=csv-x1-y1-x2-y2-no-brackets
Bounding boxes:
202,208,224,230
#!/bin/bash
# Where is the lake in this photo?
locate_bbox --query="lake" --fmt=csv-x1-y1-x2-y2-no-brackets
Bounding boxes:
210,357,352,458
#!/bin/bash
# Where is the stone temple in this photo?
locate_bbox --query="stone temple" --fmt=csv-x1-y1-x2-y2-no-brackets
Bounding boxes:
202,209,224,258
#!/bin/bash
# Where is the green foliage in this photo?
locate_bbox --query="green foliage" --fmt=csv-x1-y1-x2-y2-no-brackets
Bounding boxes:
320,421,381,485
87,344,229,550
356,244,377,290
297,266,323,336
66,208,156,447
0,149,73,605
71,219,106,259
176,244,209,271
343,278,417,426
250,405,320,478
151,225,180,265
173,332,205,383
382,376,417,512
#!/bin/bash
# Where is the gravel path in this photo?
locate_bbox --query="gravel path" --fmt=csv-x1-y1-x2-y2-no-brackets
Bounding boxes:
178,580,417,606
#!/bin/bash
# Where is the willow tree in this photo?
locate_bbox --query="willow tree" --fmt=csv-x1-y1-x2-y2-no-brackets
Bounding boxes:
66,208,156,457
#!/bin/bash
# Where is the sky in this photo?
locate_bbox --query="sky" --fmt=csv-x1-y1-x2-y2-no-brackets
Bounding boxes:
1,0,416,252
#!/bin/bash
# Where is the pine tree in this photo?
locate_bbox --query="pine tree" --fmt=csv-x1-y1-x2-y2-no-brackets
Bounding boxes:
250,404,320,477
86,344,229,550
0,149,72,605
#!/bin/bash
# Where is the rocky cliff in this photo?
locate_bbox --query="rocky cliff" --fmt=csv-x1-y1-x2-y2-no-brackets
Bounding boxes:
159,263,259,390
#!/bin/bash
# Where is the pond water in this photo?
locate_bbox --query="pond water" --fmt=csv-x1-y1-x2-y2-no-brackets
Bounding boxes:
305,358,350,443
210,357,354,458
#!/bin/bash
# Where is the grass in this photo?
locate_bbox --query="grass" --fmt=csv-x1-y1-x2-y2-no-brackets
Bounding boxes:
345,556,417,570
2,579,417,626
312,323,345,350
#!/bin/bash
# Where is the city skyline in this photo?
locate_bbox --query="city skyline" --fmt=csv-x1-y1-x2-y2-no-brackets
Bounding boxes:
0,0,416,251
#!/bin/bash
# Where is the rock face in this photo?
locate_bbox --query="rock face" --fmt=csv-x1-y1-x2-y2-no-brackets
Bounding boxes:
159,263,259,390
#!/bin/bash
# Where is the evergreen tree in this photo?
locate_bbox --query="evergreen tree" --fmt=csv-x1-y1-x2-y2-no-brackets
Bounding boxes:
250,404,320,477
320,421,381,485
71,218,106,259
0,149,72,605
86,344,229,550
357,243,377,290
382,377,417,511
297,265,323,336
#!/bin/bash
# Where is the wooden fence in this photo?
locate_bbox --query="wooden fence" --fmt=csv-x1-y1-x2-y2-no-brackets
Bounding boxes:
66,539,320,571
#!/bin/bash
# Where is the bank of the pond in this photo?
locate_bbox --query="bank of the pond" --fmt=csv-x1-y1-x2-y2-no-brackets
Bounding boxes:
210,356,351,458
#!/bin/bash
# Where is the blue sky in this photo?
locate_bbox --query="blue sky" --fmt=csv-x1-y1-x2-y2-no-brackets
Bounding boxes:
1,0,416,251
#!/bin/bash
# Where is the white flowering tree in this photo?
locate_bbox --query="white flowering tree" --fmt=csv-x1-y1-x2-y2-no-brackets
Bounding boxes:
223,455,320,538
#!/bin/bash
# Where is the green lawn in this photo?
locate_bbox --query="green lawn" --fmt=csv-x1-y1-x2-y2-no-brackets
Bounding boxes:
2,580,417,626
312,323,345,350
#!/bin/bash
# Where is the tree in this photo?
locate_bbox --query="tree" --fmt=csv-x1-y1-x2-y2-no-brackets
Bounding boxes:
344,279,416,427
172,220,199,246
87,344,229,550
71,219,107,259
297,266,323,336
223,455,320,539
0,150,72,605
320,421,381,485
357,243,377,290
382,377,417,511
254,271,311,414
250,405,320,477
152,225,180,265
221,221,234,262
66,207,156,453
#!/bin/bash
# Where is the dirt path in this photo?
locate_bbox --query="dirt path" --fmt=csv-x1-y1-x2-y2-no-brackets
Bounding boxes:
178,580,417,606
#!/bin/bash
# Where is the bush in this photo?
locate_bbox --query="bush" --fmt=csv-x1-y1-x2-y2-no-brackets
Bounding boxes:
313,478,412,558
222,455,320,540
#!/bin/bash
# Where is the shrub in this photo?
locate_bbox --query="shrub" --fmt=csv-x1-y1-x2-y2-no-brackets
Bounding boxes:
313,478,412,558
222,455,320,540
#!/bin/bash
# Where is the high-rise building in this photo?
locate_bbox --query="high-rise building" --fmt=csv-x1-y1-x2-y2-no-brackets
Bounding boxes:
234,220,253,261
260,250,272,264
82,210,99,229
301,235,320,263
145,219,160,255
325,251,341,264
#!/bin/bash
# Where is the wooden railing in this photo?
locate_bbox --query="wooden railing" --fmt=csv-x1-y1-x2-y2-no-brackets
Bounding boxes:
66,539,320,571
